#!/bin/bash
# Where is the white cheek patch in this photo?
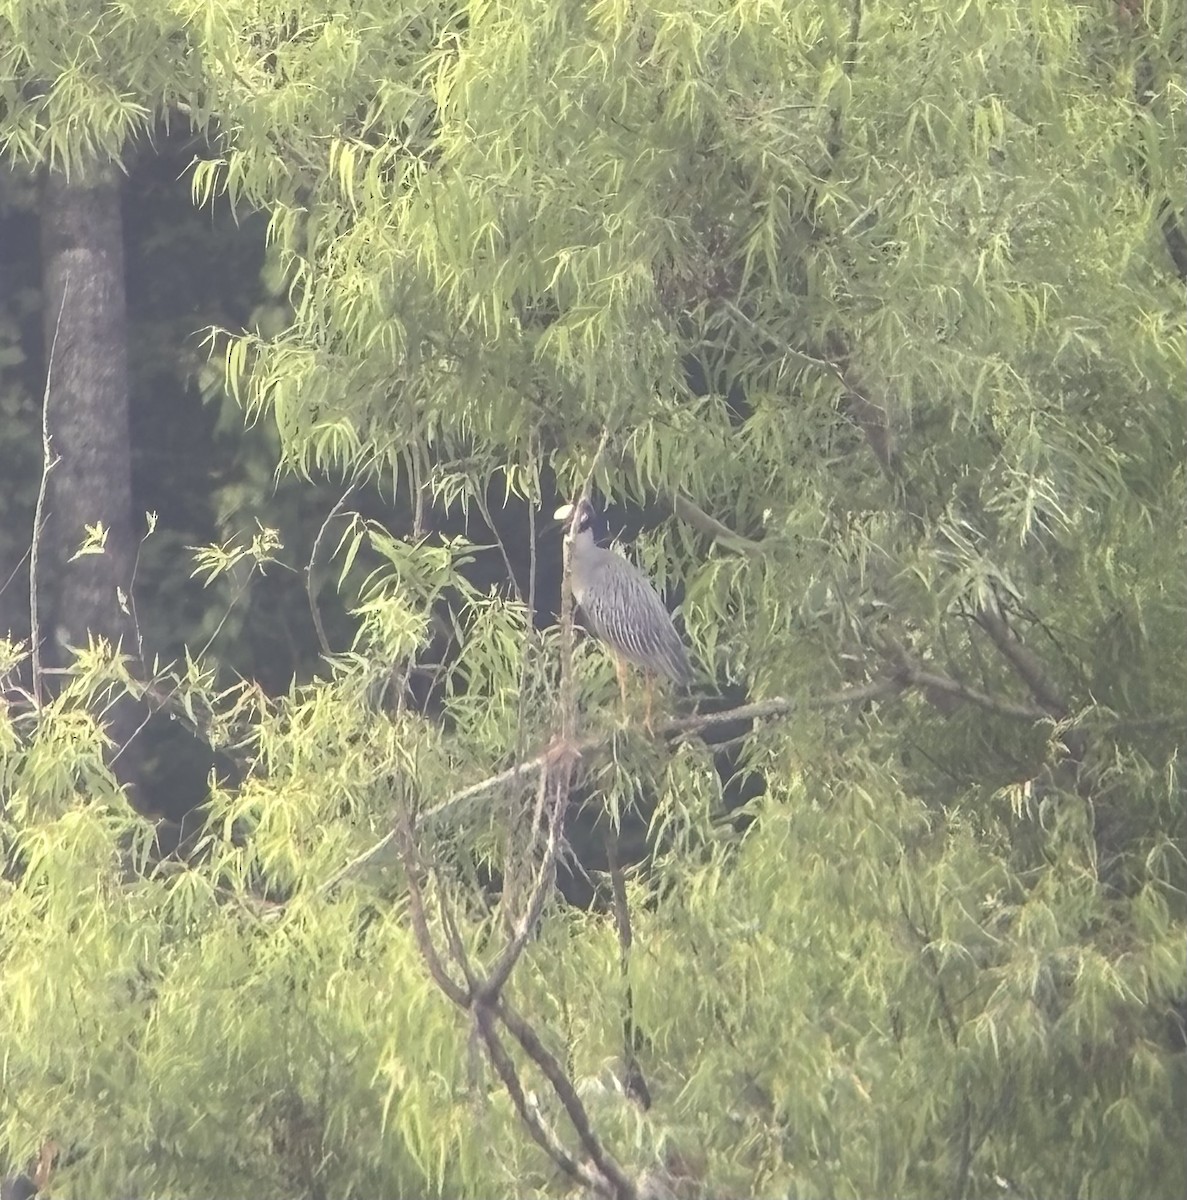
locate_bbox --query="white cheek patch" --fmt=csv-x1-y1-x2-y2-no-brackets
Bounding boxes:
553,503,575,522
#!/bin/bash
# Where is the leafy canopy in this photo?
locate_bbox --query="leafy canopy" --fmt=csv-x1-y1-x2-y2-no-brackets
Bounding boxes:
1,0,1184,1197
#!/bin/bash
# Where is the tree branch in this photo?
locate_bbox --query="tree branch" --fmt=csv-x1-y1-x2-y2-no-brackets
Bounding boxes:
482,765,568,1002
883,640,1050,722
319,679,897,894
493,997,637,1200
470,1003,599,1192
474,484,524,607
30,282,67,707
390,451,632,1193
670,493,764,555
393,806,471,1007
319,650,1106,900
395,752,631,1196
561,426,612,741
972,609,1069,719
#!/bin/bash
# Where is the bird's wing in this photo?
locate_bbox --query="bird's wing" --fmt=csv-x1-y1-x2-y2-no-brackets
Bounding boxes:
582,555,693,683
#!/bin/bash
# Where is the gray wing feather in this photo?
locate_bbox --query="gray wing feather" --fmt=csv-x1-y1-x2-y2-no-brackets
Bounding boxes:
580,552,692,683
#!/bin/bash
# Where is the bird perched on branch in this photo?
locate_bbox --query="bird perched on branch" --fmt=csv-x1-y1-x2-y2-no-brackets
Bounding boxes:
556,497,693,731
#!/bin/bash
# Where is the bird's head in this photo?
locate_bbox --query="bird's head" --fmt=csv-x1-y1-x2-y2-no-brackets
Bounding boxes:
554,497,609,548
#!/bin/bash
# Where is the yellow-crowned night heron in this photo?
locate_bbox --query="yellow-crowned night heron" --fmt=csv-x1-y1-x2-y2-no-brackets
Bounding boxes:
557,497,693,730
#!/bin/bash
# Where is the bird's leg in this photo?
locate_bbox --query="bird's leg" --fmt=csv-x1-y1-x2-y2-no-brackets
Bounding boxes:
615,654,629,720
643,674,656,737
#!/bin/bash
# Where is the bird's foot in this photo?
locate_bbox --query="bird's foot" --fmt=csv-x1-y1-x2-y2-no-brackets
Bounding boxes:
544,734,583,770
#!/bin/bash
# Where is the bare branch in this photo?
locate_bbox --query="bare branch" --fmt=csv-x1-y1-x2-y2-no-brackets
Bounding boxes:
392,446,431,718
474,485,523,606
483,765,569,1002
433,871,479,994
319,680,901,893
0,545,32,603
513,481,538,756
560,426,613,743
494,997,637,1200
410,439,429,539
319,661,1084,897
972,609,1069,719
882,641,1050,722
31,281,68,707
393,806,470,1007
470,1004,598,1192
393,730,628,1194
391,770,607,1191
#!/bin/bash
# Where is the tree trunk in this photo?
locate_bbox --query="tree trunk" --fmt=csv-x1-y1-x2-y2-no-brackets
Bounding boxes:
39,161,139,788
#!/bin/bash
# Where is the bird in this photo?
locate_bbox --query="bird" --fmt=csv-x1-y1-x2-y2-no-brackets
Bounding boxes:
555,497,693,731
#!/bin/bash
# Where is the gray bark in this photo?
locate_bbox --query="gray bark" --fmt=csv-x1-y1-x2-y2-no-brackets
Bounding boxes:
38,161,139,788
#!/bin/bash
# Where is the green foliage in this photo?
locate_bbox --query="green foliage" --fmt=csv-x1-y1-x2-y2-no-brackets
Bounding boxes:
2,0,1186,1197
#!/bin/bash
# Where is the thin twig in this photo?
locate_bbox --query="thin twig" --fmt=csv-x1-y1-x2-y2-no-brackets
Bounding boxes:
474,485,523,606
560,427,613,743
434,870,479,993
108,517,165,767
31,282,68,707
0,545,32,603
411,439,429,539
306,479,361,659
393,731,627,1195
317,679,899,894
484,767,567,1001
393,446,431,718
607,835,650,1109
513,479,538,759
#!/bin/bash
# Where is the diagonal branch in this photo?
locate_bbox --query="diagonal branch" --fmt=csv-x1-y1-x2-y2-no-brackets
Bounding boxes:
474,484,524,607
393,806,470,1007
470,1003,600,1192
972,609,1069,719
319,679,896,894
320,661,1083,897
882,639,1050,722
317,680,897,893
397,761,631,1195
493,996,637,1200
670,494,764,555
482,763,570,1001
